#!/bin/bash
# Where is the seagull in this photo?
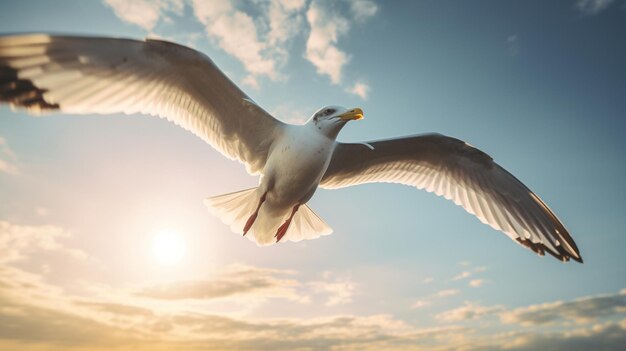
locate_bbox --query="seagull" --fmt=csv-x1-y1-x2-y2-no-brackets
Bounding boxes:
0,34,582,262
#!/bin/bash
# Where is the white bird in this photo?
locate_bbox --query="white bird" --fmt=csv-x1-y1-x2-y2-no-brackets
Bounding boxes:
0,34,582,262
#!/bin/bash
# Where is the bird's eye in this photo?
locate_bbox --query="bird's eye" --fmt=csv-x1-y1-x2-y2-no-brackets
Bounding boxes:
324,108,335,115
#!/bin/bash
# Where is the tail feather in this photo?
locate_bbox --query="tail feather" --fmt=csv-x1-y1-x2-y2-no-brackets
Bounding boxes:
204,187,258,235
204,188,332,245
285,204,332,242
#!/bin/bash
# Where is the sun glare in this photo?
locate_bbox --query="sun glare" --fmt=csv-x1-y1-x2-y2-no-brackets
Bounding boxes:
152,229,186,265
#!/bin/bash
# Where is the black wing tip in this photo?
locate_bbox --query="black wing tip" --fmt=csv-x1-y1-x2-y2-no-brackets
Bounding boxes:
0,65,60,111
516,238,583,264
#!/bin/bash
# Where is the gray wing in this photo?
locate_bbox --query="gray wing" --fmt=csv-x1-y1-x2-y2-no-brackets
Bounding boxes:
0,34,285,174
321,133,582,263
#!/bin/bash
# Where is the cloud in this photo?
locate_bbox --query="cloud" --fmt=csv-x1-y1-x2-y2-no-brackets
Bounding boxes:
349,0,379,20
305,1,351,84
452,265,488,283
191,0,308,85
0,159,17,175
507,35,520,56
192,0,279,80
2,218,626,350
137,264,306,303
74,300,155,318
436,302,503,322
103,0,184,31
483,319,626,351
576,0,614,14
309,273,355,306
411,299,430,309
469,279,484,288
0,282,463,351
0,136,18,175
436,289,460,298
452,271,472,281
35,207,49,217
347,81,370,99
241,74,260,90
271,103,311,124
0,221,86,264
267,0,307,46
501,289,626,326
104,0,374,91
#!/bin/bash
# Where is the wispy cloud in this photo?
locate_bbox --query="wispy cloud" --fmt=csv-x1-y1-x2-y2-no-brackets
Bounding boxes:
103,0,183,31
347,81,370,100
469,279,484,288
451,265,487,282
267,0,307,46
305,1,350,84
411,299,430,309
507,35,520,56
137,264,307,303
0,159,17,175
499,320,626,351
452,271,472,281
309,272,355,306
436,289,460,298
348,0,379,21
271,103,311,124
576,0,614,14
0,136,18,175
0,221,86,264
304,1,377,85
191,0,280,84
436,302,503,322
501,289,626,326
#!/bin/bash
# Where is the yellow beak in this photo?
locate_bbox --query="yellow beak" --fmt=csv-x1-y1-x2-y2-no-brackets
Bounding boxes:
338,107,364,121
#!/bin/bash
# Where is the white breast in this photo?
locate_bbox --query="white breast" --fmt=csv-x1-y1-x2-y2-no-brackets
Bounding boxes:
261,125,336,209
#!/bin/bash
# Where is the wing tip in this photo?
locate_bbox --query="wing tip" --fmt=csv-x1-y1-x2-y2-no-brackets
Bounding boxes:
0,61,60,112
516,237,583,263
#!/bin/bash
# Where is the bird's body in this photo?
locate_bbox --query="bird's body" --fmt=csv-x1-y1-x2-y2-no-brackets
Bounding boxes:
261,123,334,210
0,34,583,262
223,123,337,245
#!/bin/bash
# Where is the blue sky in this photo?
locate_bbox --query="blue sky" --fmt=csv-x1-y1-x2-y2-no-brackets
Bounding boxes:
1,0,626,350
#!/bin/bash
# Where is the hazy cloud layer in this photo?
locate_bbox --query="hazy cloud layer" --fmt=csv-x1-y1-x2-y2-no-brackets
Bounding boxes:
576,0,614,14
2,220,626,350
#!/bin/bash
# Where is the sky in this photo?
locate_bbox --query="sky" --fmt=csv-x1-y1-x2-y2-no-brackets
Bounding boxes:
0,0,626,350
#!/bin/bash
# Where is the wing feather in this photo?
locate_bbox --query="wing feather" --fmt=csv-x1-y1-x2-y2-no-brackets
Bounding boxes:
321,133,582,262
0,34,285,174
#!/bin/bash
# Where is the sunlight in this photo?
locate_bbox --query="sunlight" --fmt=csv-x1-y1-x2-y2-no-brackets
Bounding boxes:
151,229,186,265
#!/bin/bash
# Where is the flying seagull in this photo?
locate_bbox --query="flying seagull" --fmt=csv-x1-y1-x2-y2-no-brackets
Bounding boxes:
0,34,582,262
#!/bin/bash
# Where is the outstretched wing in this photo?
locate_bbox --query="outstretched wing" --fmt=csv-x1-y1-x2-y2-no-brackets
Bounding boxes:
321,133,582,263
0,34,285,174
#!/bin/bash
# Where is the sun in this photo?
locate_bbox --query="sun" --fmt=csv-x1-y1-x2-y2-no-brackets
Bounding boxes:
151,229,186,265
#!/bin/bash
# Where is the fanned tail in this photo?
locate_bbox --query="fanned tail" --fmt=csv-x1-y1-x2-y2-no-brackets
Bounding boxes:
204,188,333,246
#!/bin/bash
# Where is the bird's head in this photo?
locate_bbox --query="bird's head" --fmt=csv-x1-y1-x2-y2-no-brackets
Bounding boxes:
308,106,364,139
